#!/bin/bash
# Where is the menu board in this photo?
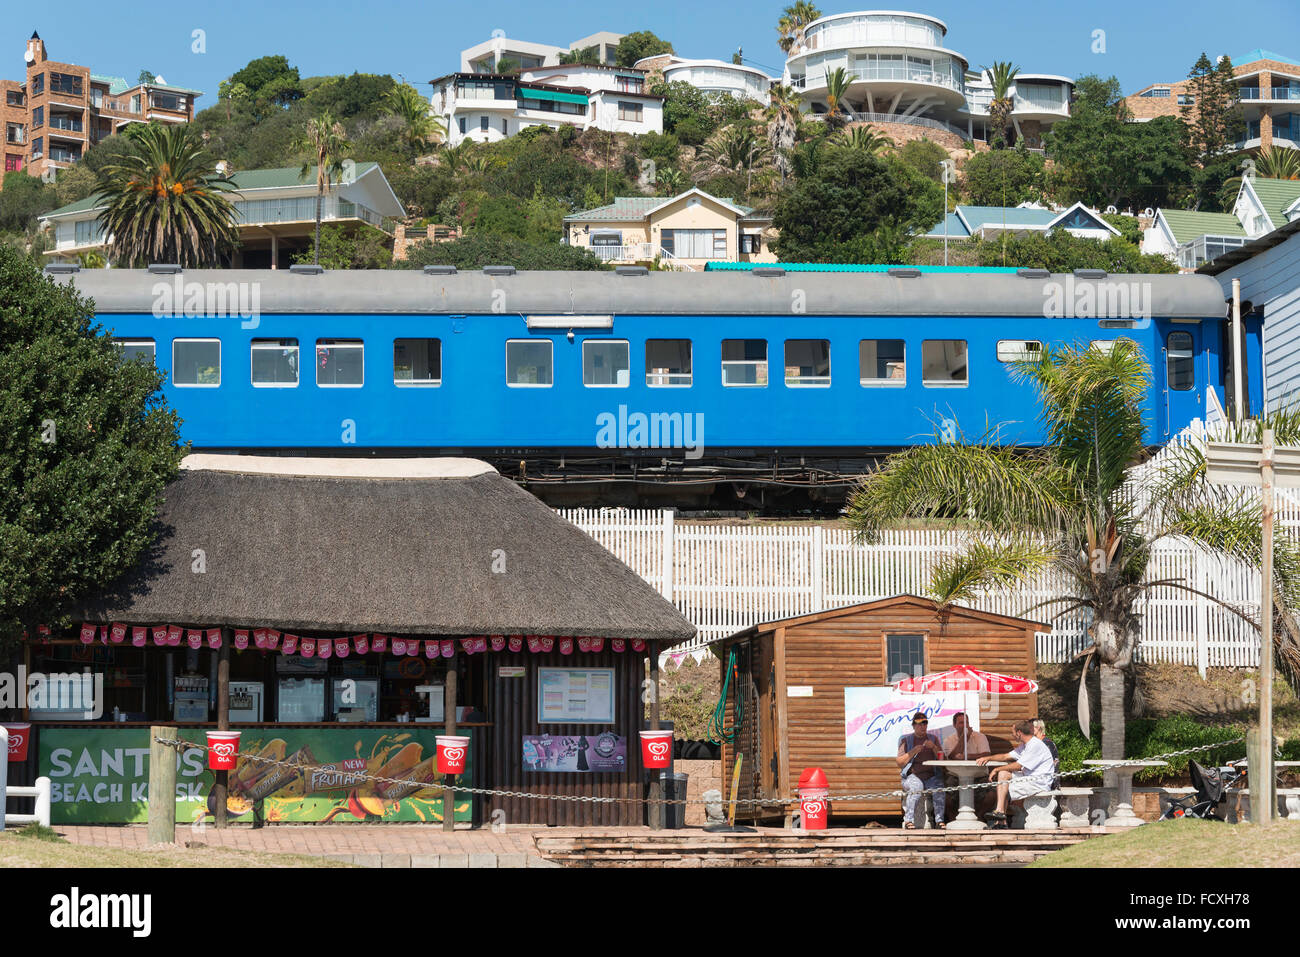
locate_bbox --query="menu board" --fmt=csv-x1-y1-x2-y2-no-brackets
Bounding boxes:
537,667,615,724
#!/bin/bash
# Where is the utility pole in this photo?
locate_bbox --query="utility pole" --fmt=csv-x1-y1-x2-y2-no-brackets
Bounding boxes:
939,160,956,267
1258,428,1276,822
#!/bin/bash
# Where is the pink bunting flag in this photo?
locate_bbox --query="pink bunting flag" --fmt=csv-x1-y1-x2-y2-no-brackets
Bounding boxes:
232,630,247,650
408,640,421,657
265,630,280,651
508,636,523,653
425,641,438,659
611,638,625,653
131,626,147,647
371,634,387,653
578,638,591,652
490,635,506,652
589,638,604,653
167,625,182,646
80,623,96,644
253,628,268,649
527,636,542,653
440,640,455,658
473,637,487,653
110,623,126,644
281,634,298,655
392,637,408,656
460,638,475,654
540,637,554,653
318,638,332,659
353,634,369,655
558,637,573,656
152,626,168,646
99,625,110,645
186,629,202,649
631,639,645,652
334,638,349,658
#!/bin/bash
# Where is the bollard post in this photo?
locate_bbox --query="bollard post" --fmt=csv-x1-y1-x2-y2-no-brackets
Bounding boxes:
34,776,51,828
148,725,178,845
0,726,8,833
443,664,457,832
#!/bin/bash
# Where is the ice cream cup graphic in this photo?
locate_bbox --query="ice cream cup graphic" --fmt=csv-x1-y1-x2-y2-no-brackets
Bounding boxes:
206,731,242,771
436,735,470,775
639,730,673,769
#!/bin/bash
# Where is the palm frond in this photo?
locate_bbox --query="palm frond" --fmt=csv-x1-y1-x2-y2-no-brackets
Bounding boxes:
929,535,1062,605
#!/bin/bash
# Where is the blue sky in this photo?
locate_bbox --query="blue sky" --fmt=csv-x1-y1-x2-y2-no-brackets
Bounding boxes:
16,0,1299,104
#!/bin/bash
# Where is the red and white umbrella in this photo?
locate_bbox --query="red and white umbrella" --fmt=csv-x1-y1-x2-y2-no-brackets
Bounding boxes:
894,665,1038,695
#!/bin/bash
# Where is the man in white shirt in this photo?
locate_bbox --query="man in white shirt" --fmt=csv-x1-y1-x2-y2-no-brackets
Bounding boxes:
976,719,1055,826
941,712,990,760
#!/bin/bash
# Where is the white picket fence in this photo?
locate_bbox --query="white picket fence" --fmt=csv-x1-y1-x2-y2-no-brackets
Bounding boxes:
561,500,1296,673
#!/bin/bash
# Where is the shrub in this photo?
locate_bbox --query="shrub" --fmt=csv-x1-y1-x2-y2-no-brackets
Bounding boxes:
1047,714,1247,783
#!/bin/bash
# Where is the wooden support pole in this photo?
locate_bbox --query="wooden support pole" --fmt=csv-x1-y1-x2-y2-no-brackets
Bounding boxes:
649,646,662,830
443,663,457,832
215,632,230,829
148,725,177,845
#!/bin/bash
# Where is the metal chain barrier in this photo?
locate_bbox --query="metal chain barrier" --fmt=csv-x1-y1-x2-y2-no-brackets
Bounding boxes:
158,734,1246,807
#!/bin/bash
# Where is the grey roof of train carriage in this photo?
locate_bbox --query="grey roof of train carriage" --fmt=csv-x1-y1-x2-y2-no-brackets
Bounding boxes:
53,268,1230,319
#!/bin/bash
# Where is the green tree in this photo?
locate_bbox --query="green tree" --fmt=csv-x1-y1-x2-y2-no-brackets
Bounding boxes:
846,343,1300,765
137,70,156,85
559,45,600,65
822,67,853,130
382,82,446,154
654,80,717,145
772,148,942,262
777,1,822,53
701,123,770,194
217,79,250,121
298,112,351,265
961,147,1045,206
1182,53,1244,162
983,61,1020,148
291,224,391,269
52,163,99,207
656,166,686,195
834,124,893,154
0,172,58,233
615,31,673,68
895,138,951,184
397,233,609,271
0,244,185,646
765,84,802,181
226,55,303,115
95,123,239,267
971,230,1176,273
304,73,396,123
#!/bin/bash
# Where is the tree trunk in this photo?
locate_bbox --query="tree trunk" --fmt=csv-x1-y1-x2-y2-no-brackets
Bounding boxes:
314,185,323,265
1099,661,1125,790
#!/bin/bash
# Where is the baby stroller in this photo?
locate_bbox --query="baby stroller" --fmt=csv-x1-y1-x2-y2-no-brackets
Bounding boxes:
1158,760,1245,820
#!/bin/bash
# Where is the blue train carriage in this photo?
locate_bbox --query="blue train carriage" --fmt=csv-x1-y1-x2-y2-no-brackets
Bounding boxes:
55,266,1260,507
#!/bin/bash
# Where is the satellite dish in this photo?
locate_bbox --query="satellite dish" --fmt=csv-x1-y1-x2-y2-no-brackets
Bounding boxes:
154,75,166,85
1143,208,1154,218
1105,205,1117,215
491,28,506,39
23,50,34,63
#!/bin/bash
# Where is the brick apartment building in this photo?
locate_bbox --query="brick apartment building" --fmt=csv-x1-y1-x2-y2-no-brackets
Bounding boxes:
2,31,200,185
1123,49,1300,152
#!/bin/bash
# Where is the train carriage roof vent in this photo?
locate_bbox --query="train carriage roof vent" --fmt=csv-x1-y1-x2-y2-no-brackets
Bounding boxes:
423,265,457,275
147,263,183,275
615,265,648,276
750,267,785,277
483,265,516,276
1073,269,1108,279
1016,268,1050,279
289,264,324,276
887,268,921,278
43,263,80,274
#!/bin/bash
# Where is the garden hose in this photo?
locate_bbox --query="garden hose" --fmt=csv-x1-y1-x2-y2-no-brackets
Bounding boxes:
707,646,743,745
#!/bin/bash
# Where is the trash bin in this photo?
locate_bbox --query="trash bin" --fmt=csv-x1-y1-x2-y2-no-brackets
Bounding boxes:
645,771,689,829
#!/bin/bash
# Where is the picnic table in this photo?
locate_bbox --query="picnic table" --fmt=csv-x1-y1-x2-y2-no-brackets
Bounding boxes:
1082,760,1168,826
928,760,1005,831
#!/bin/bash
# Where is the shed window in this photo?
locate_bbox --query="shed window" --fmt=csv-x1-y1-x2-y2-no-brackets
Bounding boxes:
395,338,441,385
886,634,925,684
646,339,692,386
922,340,967,386
316,339,364,387
785,339,831,387
506,338,553,387
860,339,905,385
722,338,767,386
252,339,299,387
1167,332,1194,391
172,338,220,387
583,339,630,387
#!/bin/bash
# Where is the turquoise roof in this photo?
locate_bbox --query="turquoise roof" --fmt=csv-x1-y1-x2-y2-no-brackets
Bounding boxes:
922,212,969,238
957,205,1057,231
1233,49,1300,67
89,74,131,95
704,262,1019,273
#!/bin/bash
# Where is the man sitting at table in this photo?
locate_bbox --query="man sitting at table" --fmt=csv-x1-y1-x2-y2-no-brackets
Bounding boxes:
977,719,1056,827
941,712,990,760
896,712,946,829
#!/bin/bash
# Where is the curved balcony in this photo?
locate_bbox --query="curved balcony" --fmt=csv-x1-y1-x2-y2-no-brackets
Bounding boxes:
798,10,949,53
791,52,968,116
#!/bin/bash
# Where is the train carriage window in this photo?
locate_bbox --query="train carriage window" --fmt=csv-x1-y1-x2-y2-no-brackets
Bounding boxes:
722,339,768,387
583,340,630,387
506,339,553,387
316,339,364,387
921,340,968,386
394,338,441,386
251,339,299,387
1166,332,1194,391
859,339,905,386
785,340,831,387
996,339,1042,362
1089,337,1138,355
172,338,220,387
646,339,692,387
113,338,155,365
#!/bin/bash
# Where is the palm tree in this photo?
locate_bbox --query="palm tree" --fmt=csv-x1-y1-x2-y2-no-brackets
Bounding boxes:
94,122,239,267
834,123,893,154
656,166,686,196
382,82,446,154
440,141,473,175
983,61,1020,148
846,341,1300,763
777,1,822,54
702,124,771,194
298,112,350,266
765,84,802,182
823,67,854,130
1255,146,1300,180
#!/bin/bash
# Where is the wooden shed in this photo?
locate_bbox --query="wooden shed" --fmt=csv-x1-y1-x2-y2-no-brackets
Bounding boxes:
709,595,1047,823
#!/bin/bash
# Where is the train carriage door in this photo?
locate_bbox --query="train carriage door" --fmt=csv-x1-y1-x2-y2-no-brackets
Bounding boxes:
1163,327,1199,439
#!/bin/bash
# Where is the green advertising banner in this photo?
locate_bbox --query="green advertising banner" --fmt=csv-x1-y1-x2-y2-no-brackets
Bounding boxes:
39,727,473,825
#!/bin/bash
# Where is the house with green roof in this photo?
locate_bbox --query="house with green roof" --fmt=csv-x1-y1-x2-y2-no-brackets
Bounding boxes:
920,202,1120,241
1144,176,1300,270
562,188,775,270
38,162,405,268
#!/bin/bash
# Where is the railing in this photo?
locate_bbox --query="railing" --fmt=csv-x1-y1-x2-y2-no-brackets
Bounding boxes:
48,117,84,133
802,64,963,93
233,196,394,233
1239,87,1300,100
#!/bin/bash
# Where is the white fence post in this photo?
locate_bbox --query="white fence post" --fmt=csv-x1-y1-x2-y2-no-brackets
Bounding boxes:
811,525,825,612
660,510,674,603
1195,547,1209,679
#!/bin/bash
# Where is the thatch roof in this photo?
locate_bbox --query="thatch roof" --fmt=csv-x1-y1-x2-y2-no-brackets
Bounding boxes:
77,456,695,643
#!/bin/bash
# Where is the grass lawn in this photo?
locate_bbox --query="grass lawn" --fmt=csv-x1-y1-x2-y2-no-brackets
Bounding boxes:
1031,819,1300,868
0,826,353,868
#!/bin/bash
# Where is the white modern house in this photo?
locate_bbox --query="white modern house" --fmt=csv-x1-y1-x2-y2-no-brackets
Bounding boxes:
459,31,625,73
430,65,663,146
782,10,1073,147
636,55,774,105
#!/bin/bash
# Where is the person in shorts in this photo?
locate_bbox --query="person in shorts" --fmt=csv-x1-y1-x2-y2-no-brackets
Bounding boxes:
976,719,1055,827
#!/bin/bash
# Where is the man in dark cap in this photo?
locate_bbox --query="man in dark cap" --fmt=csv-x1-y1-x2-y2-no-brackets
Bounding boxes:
896,712,946,828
